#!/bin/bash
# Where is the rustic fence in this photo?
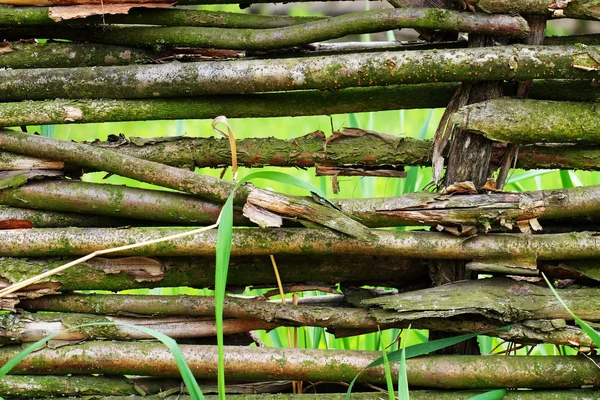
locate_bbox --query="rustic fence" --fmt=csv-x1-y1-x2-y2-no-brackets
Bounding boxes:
1,0,600,398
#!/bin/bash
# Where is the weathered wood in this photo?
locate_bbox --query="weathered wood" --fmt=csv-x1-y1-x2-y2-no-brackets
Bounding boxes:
453,99,600,144
0,342,598,388
0,255,429,295
0,9,528,52
1,45,597,102
0,130,373,240
473,0,600,20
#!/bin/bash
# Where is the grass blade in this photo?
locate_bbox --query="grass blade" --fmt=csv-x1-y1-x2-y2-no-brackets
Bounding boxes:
380,330,395,400
214,170,335,399
345,328,509,399
468,389,507,399
398,327,410,400
542,273,600,347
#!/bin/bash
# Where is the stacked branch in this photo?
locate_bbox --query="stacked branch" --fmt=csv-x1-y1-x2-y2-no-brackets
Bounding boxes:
3,2,600,398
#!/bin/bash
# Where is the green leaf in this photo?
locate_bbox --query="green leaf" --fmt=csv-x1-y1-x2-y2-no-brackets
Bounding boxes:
398,327,410,400
0,322,204,400
468,389,507,400
380,330,395,400
542,273,600,347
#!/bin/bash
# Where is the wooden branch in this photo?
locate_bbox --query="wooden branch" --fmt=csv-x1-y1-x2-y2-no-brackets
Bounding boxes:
1,341,599,388
0,9,528,52
0,79,596,126
0,130,374,240
17,288,600,348
0,375,186,397
1,228,600,273
453,99,600,144
0,180,251,226
473,0,600,21
0,205,141,228
0,41,154,69
0,5,321,27
0,255,430,295
1,45,597,102
14,392,600,400
0,313,277,344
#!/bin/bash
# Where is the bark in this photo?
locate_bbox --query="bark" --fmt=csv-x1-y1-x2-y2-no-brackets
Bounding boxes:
0,375,185,397
13,392,600,400
336,183,600,230
0,41,154,69
0,86,457,127
0,45,596,101
0,10,528,52
473,0,600,21
364,277,600,323
1,341,599,388
0,205,142,228
17,288,600,348
2,228,600,270
0,6,321,27
0,180,252,227
0,79,597,127
0,312,277,344
453,99,600,144
0,255,430,293
0,130,374,240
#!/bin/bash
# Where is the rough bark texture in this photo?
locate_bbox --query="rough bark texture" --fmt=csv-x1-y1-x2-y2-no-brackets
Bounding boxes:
1,342,599,388
0,9,528,51
1,45,597,101
453,99,600,144
0,255,430,293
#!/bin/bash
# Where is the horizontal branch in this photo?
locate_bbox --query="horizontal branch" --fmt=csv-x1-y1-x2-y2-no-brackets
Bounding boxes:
0,375,185,398
1,228,600,273
453,99,600,144
0,85,456,126
0,79,597,126
0,45,596,101
18,285,600,348
0,5,321,27
0,205,142,228
15,392,600,400
1,341,598,388
473,0,600,21
0,180,250,226
0,255,430,294
0,41,154,69
0,312,277,344
0,9,528,52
